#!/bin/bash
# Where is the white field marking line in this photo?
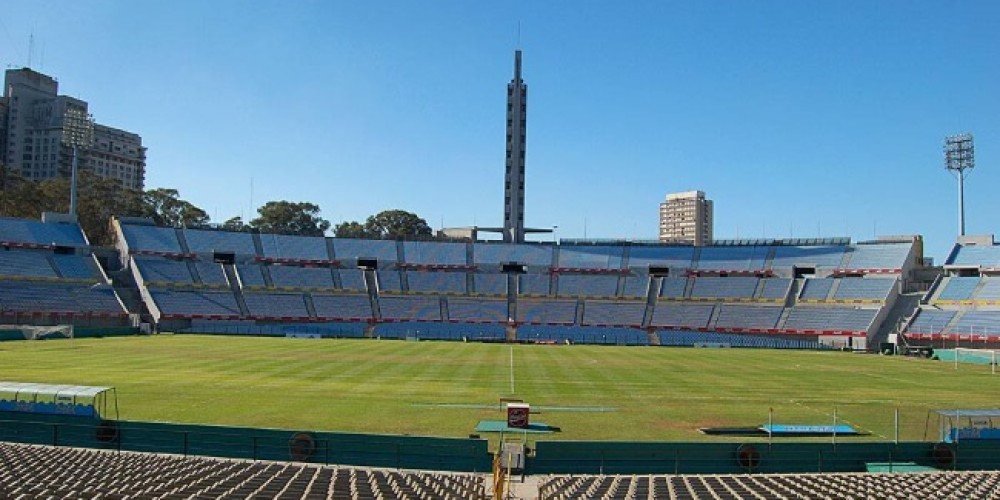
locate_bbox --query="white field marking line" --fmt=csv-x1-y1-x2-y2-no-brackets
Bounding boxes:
509,345,515,395
790,400,889,440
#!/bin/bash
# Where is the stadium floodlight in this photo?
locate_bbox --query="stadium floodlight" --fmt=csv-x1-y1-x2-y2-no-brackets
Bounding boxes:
944,133,975,236
61,105,95,219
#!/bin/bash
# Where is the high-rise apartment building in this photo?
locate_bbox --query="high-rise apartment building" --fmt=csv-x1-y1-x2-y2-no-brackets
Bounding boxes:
659,190,713,246
503,50,527,243
1,68,146,190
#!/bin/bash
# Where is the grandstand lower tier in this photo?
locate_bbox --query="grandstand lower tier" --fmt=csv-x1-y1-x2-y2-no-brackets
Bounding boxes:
3,442,1000,500
0,442,486,500
537,471,1000,500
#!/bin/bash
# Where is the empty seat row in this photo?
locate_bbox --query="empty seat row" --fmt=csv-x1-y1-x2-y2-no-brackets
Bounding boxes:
0,442,487,500
539,471,1000,500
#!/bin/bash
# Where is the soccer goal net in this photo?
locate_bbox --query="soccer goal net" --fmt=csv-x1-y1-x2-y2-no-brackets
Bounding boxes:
952,348,998,374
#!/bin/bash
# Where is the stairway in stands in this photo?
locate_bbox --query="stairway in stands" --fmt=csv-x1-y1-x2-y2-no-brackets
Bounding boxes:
222,264,250,317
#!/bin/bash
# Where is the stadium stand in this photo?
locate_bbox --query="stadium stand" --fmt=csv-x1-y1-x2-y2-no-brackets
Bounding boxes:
537,471,1000,500
403,241,467,265
473,272,507,296
194,261,228,286
0,442,487,500
649,303,714,329
714,304,782,330
0,281,123,315
690,276,757,300
0,219,128,322
0,249,59,278
183,228,256,255
624,245,694,269
150,289,241,318
269,265,334,289
695,246,767,272
832,278,895,302
244,292,310,318
375,321,505,341
134,258,194,285
950,311,1000,336
517,300,577,324
658,277,688,299
782,307,877,333
408,270,467,294
799,278,834,301
556,245,624,269
104,220,922,348
658,330,821,349
473,242,553,266
519,274,551,296
842,242,912,271
520,325,648,345
377,269,403,292
557,274,618,298
447,297,508,323
338,268,367,292
119,224,182,254
236,264,267,288
380,296,442,321
581,301,646,326
620,272,650,298
0,217,88,247
259,233,330,261
978,277,1000,302
905,309,957,335
51,253,99,280
756,278,791,301
332,238,398,263
935,276,980,302
311,293,373,321
770,245,846,270
947,243,1000,269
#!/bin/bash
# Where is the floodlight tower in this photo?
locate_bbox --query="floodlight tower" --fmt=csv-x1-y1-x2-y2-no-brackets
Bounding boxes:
61,106,95,219
944,133,975,236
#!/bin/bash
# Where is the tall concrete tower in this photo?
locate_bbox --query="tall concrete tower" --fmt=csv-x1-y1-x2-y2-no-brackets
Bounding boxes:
503,50,527,243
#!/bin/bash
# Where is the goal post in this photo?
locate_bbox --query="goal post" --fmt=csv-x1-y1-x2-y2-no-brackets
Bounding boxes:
952,347,998,374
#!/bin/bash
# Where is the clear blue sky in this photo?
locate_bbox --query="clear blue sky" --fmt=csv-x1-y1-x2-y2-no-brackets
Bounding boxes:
2,1,997,260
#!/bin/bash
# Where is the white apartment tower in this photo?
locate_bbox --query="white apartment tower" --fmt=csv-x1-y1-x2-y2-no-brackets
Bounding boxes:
659,190,713,246
503,50,527,243
1,68,146,190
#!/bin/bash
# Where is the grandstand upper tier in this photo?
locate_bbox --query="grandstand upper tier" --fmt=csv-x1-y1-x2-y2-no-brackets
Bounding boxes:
114,221,918,275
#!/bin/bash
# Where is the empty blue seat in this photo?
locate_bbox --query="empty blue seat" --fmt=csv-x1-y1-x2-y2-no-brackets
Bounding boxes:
937,277,980,301
312,294,372,320
379,296,441,320
557,274,618,297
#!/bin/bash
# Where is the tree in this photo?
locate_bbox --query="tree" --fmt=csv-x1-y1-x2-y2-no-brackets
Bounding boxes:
141,188,209,227
334,221,369,239
222,216,247,231
363,209,433,239
0,164,43,219
250,201,330,236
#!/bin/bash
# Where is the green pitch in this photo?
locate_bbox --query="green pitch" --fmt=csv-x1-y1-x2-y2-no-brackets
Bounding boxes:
1,335,994,442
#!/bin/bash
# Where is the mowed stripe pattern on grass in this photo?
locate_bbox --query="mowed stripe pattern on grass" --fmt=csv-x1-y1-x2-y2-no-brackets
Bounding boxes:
0,336,995,441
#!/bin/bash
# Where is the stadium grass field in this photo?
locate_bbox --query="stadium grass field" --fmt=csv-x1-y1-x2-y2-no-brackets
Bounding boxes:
1,335,995,442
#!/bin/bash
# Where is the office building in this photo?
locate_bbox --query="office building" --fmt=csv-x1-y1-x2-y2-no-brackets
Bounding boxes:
1,68,146,190
659,190,713,246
